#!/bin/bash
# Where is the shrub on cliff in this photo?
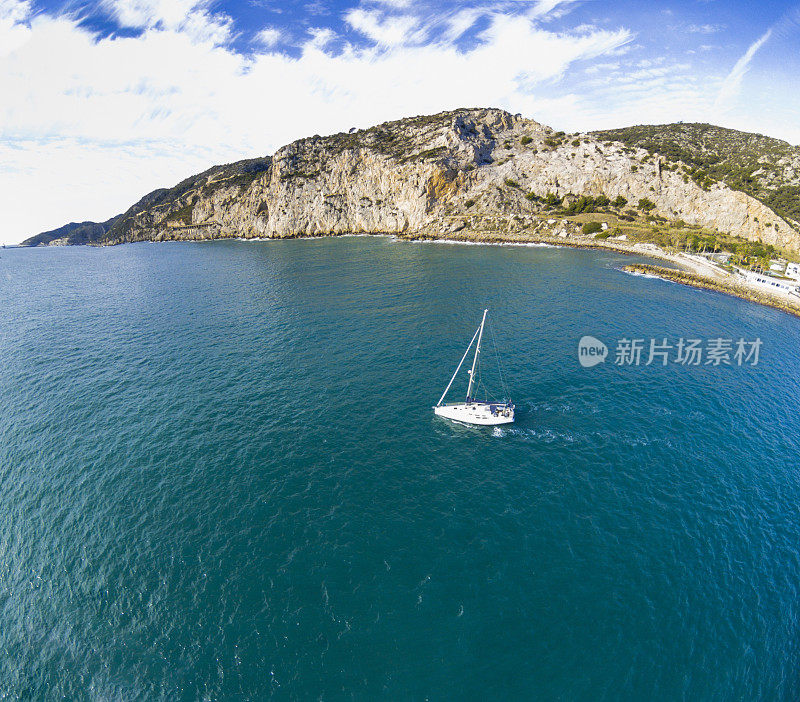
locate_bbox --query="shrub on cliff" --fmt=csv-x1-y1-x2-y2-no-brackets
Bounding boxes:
582,221,603,235
638,198,656,211
564,196,595,215
562,194,610,215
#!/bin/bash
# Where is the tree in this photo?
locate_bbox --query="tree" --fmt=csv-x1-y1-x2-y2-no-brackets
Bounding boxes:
564,196,596,215
582,221,603,235
638,198,656,211
612,195,628,208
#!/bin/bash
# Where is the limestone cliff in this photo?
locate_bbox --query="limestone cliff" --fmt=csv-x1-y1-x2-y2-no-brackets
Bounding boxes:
23,108,800,252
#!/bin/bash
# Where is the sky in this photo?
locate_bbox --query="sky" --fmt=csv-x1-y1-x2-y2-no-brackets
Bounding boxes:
1,0,799,244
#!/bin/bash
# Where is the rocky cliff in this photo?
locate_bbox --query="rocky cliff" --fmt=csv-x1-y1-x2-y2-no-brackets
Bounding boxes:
23,108,800,252
592,123,800,228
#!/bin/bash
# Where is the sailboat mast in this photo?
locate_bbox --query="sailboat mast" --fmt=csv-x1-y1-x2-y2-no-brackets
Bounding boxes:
436,324,481,407
466,309,488,400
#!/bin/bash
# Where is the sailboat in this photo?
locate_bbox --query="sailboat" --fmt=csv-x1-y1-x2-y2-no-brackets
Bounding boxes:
433,309,515,426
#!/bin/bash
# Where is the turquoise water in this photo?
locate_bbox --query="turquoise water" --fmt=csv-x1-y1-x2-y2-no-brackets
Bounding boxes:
1,237,799,699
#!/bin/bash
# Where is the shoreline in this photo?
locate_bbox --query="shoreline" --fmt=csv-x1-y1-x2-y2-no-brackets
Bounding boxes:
396,232,800,317
26,228,800,318
393,231,719,274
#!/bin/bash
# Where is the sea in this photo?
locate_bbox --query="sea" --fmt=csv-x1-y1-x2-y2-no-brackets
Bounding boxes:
1,236,799,699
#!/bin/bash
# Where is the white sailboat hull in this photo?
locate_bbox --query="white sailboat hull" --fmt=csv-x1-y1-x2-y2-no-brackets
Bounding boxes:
434,309,515,427
434,402,515,426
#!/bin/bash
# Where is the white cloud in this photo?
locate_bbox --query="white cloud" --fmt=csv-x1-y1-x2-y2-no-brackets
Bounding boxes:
344,7,422,46
526,0,579,20
256,26,282,47
101,0,232,44
715,28,772,109
441,8,482,43
0,137,227,237
0,0,31,56
557,50,800,149
368,0,412,8
686,23,724,34
584,61,619,74
635,57,665,68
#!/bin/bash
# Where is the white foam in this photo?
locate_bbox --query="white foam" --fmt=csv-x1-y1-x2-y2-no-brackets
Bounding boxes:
399,238,561,249
620,267,678,284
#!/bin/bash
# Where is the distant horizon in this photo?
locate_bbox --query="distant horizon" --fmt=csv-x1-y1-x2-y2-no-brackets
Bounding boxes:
3,0,800,244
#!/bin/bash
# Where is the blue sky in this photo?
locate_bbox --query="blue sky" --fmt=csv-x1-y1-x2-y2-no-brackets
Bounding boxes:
1,0,799,243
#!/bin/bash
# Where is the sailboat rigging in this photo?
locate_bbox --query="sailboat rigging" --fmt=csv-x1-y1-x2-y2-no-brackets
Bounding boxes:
433,309,515,426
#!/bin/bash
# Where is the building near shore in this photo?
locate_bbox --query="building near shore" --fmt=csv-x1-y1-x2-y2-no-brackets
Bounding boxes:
736,268,800,295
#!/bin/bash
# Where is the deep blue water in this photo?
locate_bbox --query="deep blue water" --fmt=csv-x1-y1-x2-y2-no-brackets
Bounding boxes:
1,237,799,700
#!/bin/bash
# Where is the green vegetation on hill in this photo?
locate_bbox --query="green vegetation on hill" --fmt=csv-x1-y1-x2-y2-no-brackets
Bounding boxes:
549,197,793,266
592,123,800,225
562,195,607,214
565,208,784,267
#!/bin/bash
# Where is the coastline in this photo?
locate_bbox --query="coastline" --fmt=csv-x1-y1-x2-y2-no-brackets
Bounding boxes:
394,229,716,273
397,230,800,318
27,227,800,318
620,263,800,319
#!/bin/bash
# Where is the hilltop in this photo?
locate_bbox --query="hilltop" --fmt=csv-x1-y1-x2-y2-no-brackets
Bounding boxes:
22,108,800,253
592,123,800,227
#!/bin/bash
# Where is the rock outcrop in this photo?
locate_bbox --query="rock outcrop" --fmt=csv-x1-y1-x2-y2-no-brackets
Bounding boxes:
23,108,800,252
